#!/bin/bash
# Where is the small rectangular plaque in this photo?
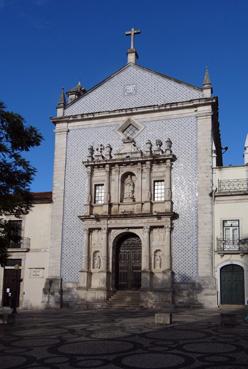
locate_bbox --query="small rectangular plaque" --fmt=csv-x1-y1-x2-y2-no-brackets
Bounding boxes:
29,268,44,279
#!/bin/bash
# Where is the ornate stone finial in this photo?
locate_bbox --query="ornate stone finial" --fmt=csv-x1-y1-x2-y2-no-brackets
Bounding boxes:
145,139,153,156
56,88,66,108
56,88,66,117
99,144,104,155
202,66,212,97
203,66,211,87
105,144,112,159
125,27,141,64
154,139,163,154
94,144,105,160
164,138,172,154
87,145,94,161
66,82,86,103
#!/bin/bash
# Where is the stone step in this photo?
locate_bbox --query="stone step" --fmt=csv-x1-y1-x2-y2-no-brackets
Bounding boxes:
107,290,142,308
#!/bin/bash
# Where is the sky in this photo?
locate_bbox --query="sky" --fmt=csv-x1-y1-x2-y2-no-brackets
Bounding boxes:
1,0,248,192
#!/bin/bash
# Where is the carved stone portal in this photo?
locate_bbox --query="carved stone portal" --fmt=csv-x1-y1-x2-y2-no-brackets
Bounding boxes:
79,138,176,307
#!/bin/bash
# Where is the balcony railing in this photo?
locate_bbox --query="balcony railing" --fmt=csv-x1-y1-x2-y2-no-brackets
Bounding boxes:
8,237,30,250
217,179,248,193
216,238,248,254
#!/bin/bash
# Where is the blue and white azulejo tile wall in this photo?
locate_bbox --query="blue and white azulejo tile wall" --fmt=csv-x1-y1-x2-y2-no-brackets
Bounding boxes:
62,116,198,283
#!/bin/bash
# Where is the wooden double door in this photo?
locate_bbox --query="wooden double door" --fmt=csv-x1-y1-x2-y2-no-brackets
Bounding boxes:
116,234,141,290
2,268,21,307
220,264,244,305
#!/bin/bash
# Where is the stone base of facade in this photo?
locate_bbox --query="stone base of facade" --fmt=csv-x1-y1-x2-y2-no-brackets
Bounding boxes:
174,278,217,308
42,277,63,308
76,288,112,308
140,290,173,309
43,279,217,309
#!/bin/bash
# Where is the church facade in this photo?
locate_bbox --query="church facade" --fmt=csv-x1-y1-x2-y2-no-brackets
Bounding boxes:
44,40,223,309
2,33,248,310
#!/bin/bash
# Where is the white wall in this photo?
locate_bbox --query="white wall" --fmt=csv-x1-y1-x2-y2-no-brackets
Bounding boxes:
0,200,52,309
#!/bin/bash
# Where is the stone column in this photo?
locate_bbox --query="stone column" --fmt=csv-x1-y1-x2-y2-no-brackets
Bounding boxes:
112,165,120,213
85,166,92,215
196,107,216,306
163,225,172,271
197,109,214,279
101,226,108,272
106,165,110,202
165,160,172,198
141,226,151,289
143,161,151,212
79,228,90,288
135,163,142,212
104,165,110,214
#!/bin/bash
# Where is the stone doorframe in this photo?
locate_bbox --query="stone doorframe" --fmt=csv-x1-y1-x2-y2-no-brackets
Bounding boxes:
112,231,142,290
109,228,150,290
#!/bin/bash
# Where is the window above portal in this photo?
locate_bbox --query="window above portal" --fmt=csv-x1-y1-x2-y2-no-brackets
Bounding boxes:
153,180,165,201
94,184,104,204
117,118,143,139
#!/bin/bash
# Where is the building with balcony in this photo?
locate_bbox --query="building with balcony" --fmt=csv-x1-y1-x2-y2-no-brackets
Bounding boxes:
0,192,52,309
213,143,248,305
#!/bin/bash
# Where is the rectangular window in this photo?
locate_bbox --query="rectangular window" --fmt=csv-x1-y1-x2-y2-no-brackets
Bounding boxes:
223,220,239,250
154,180,165,201
7,220,22,248
94,184,104,204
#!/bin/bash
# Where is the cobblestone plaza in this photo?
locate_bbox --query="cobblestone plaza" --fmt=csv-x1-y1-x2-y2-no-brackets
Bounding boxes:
1,308,248,368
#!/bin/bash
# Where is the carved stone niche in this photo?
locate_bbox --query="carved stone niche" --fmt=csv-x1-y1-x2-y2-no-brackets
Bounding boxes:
154,249,162,271
121,172,136,203
92,251,102,270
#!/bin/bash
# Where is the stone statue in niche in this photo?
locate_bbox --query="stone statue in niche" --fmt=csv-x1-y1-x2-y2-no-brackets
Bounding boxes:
93,251,101,270
123,174,135,202
154,250,162,270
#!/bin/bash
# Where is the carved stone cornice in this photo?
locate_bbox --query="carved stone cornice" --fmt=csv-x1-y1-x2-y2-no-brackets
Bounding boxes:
51,96,217,125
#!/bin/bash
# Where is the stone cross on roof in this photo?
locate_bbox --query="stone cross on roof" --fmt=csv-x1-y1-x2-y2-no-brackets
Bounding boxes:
125,27,141,49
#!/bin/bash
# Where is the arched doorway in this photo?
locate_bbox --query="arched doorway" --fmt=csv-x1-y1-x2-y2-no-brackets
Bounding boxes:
114,233,141,290
220,264,245,304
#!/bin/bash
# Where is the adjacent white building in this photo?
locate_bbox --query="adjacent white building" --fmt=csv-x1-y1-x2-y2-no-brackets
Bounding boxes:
0,193,52,309
213,139,248,306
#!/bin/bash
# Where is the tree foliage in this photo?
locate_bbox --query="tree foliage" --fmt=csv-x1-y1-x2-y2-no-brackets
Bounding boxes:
0,101,42,265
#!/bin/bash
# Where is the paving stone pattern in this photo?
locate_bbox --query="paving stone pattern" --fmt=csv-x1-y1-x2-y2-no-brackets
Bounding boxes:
0,308,248,369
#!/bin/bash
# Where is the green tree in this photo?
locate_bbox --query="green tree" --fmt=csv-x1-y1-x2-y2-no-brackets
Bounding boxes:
0,101,42,266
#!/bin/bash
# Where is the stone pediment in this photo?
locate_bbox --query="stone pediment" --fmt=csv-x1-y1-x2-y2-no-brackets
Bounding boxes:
114,138,142,159
65,64,204,116
84,138,176,165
